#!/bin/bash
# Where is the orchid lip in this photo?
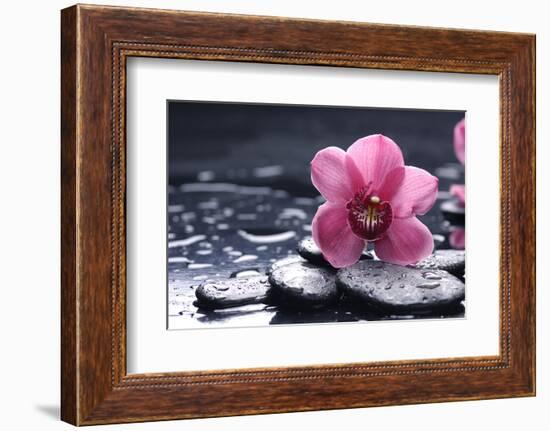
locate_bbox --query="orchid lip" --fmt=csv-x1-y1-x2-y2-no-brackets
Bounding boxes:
346,188,393,242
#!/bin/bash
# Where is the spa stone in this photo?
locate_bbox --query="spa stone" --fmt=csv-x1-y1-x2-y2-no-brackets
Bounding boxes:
337,260,465,314
415,249,465,279
268,262,339,309
296,236,374,267
295,237,328,266
195,276,271,310
267,255,307,275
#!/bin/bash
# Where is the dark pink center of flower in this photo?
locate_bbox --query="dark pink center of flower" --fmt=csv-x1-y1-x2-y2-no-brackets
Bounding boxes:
346,188,393,241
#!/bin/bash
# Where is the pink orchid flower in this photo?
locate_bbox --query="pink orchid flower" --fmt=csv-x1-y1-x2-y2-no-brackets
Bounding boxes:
450,118,465,206
449,227,465,250
310,134,438,268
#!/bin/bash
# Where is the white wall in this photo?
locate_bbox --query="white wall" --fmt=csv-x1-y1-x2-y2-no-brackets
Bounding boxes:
0,0,546,429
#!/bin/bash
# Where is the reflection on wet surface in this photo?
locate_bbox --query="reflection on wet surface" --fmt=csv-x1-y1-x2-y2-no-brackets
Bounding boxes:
168,163,465,330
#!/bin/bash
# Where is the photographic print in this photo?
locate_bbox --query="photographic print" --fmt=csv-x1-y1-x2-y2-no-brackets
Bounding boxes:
167,101,466,330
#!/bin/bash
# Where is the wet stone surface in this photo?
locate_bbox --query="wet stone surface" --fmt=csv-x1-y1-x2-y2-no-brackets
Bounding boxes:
168,165,466,328
195,276,271,310
415,249,465,279
337,260,465,314
267,255,307,275
296,237,327,266
268,262,339,309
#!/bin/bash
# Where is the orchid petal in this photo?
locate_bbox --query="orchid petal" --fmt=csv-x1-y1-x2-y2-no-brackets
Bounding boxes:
345,153,366,194
346,134,405,194
454,118,465,165
311,147,355,203
387,166,439,218
312,202,365,268
378,166,405,202
374,217,434,265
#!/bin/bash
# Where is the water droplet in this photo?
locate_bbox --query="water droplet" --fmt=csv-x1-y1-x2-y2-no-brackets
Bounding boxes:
197,170,215,181
198,200,219,210
432,234,445,244
416,282,440,289
233,254,258,263
278,208,308,220
184,225,195,234
168,235,206,248
253,165,284,178
237,229,296,244
230,269,262,278
237,213,257,221
294,197,316,206
422,272,442,280
188,263,213,269
168,204,185,213
168,256,193,264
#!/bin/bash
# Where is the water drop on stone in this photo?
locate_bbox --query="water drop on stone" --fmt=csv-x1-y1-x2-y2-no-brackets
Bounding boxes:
416,282,440,289
422,271,442,280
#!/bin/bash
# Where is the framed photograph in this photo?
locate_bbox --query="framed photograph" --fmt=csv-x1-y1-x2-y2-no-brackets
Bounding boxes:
61,4,536,425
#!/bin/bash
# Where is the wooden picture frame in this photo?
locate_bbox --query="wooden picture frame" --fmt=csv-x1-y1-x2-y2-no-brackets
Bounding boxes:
61,4,536,425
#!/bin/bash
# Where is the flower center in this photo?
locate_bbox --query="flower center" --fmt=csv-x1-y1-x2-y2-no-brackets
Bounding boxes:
346,189,393,241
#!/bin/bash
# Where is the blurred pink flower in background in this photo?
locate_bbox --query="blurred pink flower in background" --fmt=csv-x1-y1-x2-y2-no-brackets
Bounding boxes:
453,118,465,165
450,118,466,206
449,227,465,250
310,134,438,268
450,184,465,207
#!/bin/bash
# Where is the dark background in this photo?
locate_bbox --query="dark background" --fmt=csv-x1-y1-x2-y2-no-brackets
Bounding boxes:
168,101,464,193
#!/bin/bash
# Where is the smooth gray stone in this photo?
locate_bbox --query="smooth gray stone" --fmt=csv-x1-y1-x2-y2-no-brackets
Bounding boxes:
268,262,339,309
296,236,374,267
296,237,326,265
337,260,465,314
360,250,375,260
415,249,465,279
195,276,270,310
440,199,465,225
267,255,307,275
